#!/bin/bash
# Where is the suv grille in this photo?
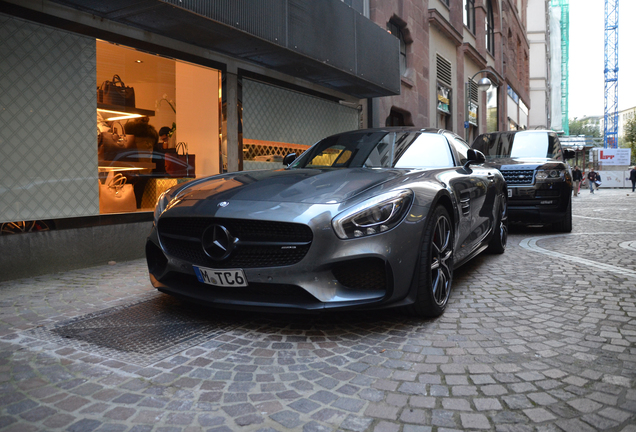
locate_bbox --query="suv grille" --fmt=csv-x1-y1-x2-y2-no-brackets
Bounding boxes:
158,217,313,268
501,169,535,185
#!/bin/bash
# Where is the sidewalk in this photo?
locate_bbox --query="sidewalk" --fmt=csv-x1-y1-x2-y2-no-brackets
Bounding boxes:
0,189,635,431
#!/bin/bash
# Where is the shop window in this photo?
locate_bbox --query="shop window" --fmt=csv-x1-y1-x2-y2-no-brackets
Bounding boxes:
436,84,452,131
487,86,498,132
96,41,221,213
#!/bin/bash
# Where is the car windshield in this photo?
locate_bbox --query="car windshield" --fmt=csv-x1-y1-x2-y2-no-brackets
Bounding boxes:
289,131,454,169
472,132,559,159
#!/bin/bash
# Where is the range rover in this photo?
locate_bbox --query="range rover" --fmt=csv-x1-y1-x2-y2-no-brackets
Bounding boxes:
471,130,574,232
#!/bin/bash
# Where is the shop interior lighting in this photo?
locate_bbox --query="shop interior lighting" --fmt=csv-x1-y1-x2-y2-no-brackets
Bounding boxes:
97,108,144,121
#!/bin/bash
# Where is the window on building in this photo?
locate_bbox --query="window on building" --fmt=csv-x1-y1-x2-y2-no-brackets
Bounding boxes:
387,21,407,75
486,0,495,55
464,0,476,33
386,109,405,126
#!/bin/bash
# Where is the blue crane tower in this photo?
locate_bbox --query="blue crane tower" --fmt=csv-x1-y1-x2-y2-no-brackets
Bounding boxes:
604,0,619,148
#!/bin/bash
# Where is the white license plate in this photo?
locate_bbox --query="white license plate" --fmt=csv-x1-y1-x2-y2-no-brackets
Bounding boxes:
508,189,512,198
194,266,248,287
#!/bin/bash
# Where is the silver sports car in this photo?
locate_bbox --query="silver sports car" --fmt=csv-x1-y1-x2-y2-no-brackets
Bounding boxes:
146,128,507,317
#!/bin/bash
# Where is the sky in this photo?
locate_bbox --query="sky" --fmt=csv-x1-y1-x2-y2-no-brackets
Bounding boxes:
567,0,636,120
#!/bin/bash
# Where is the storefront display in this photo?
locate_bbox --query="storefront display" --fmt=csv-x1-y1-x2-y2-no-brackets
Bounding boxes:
95,40,221,212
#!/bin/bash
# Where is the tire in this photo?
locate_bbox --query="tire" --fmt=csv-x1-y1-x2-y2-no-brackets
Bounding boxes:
407,206,454,318
553,198,572,233
486,196,508,254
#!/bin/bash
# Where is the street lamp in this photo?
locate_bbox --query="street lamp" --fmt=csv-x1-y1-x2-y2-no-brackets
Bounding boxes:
465,70,494,141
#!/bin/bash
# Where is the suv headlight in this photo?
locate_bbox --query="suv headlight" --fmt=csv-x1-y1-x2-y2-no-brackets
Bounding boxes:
332,190,413,239
535,169,565,182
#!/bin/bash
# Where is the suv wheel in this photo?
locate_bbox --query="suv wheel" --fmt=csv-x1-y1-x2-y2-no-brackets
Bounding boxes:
553,198,572,232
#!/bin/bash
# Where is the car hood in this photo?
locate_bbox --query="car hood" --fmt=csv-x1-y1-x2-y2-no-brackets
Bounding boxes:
175,168,407,204
483,157,564,170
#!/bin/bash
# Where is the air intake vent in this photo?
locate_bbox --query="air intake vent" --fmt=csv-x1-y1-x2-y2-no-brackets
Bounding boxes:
436,55,452,87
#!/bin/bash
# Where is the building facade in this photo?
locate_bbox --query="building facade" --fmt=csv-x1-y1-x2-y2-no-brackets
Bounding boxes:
0,0,400,279
368,0,530,141
0,0,531,280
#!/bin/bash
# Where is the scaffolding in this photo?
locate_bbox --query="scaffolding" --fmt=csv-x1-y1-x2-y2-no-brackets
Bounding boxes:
604,0,619,148
550,0,569,135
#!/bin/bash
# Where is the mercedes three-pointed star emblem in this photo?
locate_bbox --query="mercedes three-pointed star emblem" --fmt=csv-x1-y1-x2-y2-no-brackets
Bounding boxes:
201,224,237,261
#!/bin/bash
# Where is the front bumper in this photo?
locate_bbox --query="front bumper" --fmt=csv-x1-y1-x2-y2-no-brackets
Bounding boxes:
507,182,571,224
146,200,428,312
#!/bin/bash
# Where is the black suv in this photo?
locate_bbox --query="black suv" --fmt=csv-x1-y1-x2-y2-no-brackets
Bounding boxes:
471,130,574,232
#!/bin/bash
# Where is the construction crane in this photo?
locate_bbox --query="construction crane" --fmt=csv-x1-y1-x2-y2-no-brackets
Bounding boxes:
604,0,619,148
550,0,569,135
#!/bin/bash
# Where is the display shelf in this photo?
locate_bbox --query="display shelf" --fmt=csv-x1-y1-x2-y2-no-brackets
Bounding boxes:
97,103,155,117
98,161,156,172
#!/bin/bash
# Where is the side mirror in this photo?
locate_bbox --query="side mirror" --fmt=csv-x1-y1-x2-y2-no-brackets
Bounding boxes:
283,152,297,166
464,149,486,169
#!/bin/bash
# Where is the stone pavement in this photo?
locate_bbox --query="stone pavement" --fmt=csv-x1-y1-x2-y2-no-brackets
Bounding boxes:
0,189,635,432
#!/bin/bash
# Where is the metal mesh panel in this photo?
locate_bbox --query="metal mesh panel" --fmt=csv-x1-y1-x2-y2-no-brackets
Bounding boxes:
0,14,98,223
242,79,359,153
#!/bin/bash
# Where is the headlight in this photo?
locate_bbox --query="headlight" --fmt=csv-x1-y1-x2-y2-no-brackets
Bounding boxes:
535,169,565,182
332,190,413,239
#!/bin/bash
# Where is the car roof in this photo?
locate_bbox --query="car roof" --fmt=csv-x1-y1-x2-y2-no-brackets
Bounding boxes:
330,127,462,139
477,129,557,137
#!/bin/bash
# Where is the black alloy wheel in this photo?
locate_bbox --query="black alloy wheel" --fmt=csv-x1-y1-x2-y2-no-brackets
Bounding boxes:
487,195,508,254
408,206,454,318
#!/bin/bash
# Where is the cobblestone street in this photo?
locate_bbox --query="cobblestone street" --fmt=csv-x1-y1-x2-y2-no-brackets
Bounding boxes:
1,189,635,432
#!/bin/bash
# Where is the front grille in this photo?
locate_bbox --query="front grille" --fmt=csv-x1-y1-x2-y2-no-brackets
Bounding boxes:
332,258,388,292
501,169,535,185
158,217,313,268
535,189,560,198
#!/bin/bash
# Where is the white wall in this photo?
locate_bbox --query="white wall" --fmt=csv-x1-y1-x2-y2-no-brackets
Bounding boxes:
176,64,220,177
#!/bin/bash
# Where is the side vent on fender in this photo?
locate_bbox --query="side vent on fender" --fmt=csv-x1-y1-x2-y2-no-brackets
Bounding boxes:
460,192,471,216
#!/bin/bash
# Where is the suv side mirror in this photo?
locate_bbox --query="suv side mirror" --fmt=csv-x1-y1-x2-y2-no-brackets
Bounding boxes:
464,149,486,169
563,149,575,159
283,153,297,166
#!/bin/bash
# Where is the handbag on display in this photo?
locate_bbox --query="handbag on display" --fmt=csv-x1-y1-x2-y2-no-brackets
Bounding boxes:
98,122,136,162
99,171,137,213
98,74,136,107
165,142,196,178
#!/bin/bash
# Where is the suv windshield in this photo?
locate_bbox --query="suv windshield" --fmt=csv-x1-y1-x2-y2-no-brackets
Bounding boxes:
289,131,454,169
472,131,560,160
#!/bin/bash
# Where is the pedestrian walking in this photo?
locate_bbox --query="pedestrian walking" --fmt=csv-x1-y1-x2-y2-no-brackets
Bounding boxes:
587,168,598,194
572,166,582,197
629,166,636,193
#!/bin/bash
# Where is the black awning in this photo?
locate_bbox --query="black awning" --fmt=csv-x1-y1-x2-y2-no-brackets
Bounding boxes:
42,0,400,98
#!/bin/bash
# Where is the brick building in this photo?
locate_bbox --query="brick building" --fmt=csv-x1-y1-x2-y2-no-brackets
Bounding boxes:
368,0,530,140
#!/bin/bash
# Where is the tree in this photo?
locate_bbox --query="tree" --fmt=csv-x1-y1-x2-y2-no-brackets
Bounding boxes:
568,118,601,138
624,116,636,164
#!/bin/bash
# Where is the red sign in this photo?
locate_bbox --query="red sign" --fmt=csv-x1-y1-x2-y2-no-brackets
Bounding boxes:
600,151,615,160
